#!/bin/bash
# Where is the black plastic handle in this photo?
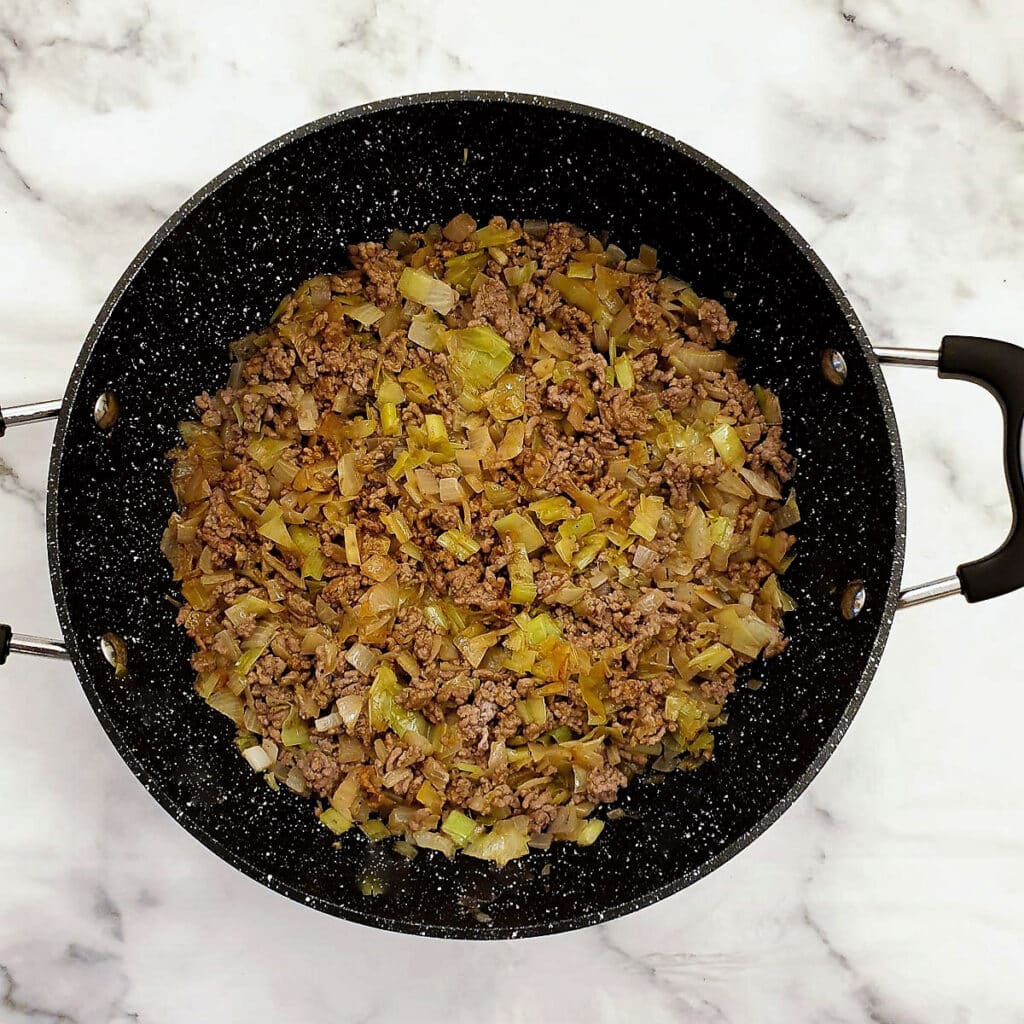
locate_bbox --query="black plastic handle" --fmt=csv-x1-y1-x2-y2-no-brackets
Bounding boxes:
0,625,11,665
0,407,7,438
939,335,1024,602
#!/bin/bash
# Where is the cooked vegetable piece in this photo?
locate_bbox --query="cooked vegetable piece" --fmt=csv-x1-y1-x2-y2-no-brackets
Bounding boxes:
445,325,514,388
398,267,457,314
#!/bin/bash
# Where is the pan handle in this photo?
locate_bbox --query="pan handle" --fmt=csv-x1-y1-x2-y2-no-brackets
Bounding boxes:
0,398,69,662
878,336,1024,606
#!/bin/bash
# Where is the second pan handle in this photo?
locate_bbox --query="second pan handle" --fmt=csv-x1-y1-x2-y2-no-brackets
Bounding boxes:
938,336,1024,603
878,336,1024,606
0,397,67,661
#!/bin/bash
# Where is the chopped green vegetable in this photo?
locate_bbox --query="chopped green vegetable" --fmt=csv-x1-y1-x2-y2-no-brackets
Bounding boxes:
629,495,665,541
774,491,801,529
441,809,478,845
507,543,536,605
710,423,745,468
470,224,519,247
516,696,547,724
248,437,292,470
438,529,481,561
576,819,605,847
754,384,783,425
319,808,352,835
613,355,635,391
529,496,573,524
398,267,457,314
445,325,514,388
688,643,733,674
257,515,298,552
444,251,488,293
368,665,428,739
398,365,437,402
548,272,613,327
359,819,391,841
379,402,401,436
494,511,545,553
281,705,310,747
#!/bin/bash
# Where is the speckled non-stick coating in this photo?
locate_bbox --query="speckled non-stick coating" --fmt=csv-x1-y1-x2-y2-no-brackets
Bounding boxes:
46,93,906,939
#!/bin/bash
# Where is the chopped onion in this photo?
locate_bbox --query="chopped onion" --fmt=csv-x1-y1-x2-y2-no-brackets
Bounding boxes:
335,693,365,728
242,744,272,771
632,545,657,569
438,477,466,504
345,642,379,676
738,466,782,499
315,711,342,732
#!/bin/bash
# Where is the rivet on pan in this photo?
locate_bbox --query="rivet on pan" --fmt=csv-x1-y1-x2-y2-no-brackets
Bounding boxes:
100,632,128,676
840,581,867,620
94,391,121,430
821,349,848,386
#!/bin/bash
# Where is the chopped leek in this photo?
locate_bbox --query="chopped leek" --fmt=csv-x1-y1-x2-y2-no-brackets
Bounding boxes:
710,424,746,468
445,325,514,388
774,491,801,529
529,496,573,524
688,643,733,674
398,365,437,402
548,272,613,327
344,525,361,566
613,355,635,391
494,512,545,553
360,819,391,842
345,301,384,327
248,437,291,470
437,529,481,561
754,384,783,425
507,543,536,605
628,495,665,541
398,267,457,314
441,809,478,845
368,665,428,738
379,402,401,436
470,224,519,247
281,706,310,747
516,696,547,724
444,251,487,293
319,808,352,834
257,515,298,552
464,820,531,866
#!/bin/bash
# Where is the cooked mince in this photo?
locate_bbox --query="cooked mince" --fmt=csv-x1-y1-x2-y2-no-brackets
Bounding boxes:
163,215,797,865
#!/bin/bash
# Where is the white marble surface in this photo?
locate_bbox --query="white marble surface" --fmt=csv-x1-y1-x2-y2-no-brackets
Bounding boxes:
1,0,1023,1020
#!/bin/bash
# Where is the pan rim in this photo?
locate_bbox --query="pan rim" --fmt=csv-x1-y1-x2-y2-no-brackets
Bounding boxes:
46,90,907,940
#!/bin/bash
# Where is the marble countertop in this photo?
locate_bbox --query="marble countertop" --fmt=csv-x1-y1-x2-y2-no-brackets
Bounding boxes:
2,1,1023,1020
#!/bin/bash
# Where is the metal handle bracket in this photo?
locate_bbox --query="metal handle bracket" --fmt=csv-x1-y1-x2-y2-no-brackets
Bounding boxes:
0,399,62,437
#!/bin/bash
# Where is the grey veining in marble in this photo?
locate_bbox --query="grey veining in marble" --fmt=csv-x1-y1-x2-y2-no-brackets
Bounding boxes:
1,0,1023,1021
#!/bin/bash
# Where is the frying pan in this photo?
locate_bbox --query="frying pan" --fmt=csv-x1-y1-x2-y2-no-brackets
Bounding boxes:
3,92,1023,940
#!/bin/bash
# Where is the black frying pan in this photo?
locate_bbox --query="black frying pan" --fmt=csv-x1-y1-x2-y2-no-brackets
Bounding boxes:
3,93,1023,940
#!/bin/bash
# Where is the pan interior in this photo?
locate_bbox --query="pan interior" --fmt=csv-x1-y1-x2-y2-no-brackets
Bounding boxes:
49,95,904,938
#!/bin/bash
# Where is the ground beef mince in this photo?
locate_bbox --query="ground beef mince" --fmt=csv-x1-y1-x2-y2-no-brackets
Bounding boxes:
163,215,797,867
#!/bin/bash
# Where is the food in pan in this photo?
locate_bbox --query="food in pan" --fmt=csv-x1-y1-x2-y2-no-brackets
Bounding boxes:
162,215,798,865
